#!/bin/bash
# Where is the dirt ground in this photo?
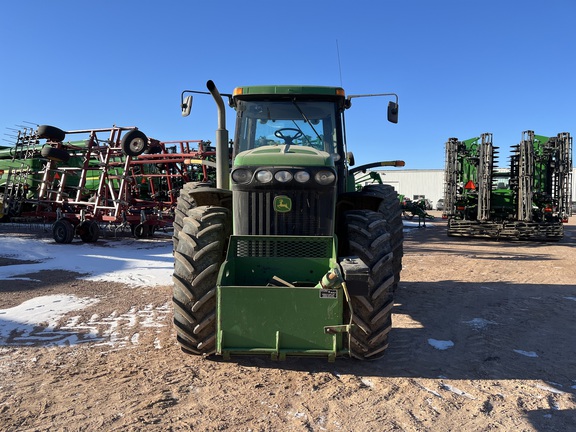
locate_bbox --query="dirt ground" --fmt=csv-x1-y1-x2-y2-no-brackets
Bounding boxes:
1,214,575,432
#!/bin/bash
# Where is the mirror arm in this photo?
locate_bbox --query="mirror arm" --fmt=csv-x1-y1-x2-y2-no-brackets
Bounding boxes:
180,89,234,117
346,92,399,105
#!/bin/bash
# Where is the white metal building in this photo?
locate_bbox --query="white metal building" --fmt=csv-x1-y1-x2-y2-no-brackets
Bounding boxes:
357,168,576,209
360,169,445,207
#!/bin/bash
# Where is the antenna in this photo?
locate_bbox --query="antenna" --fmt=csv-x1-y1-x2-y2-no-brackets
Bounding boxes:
336,39,343,87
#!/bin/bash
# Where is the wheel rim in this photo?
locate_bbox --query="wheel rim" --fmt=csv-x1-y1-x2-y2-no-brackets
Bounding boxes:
129,138,146,153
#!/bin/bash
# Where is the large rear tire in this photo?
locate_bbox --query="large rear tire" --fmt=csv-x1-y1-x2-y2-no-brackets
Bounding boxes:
343,209,397,360
370,184,404,289
173,182,204,252
172,182,224,253
172,206,231,355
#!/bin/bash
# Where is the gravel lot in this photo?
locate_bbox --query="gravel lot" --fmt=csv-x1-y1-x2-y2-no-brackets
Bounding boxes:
1,214,575,431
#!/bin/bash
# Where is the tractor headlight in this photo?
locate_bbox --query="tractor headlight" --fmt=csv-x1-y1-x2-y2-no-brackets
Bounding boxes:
231,169,252,184
315,170,336,185
294,171,310,183
274,170,293,183
256,170,273,183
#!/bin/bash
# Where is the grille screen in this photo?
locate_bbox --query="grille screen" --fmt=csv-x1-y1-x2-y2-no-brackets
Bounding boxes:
234,237,332,258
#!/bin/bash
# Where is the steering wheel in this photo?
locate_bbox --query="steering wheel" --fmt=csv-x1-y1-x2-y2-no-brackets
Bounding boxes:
274,128,303,144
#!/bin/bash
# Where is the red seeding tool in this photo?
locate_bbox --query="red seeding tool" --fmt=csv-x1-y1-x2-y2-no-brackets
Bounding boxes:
0,124,218,243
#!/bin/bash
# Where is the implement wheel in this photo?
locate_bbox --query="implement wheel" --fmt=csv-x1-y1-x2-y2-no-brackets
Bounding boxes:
41,145,70,163
133,223,150,238
53,219,75,244
37,125,66,142
78,220,100,242
343,209,397,360
121,130,148,156
172,206,231,355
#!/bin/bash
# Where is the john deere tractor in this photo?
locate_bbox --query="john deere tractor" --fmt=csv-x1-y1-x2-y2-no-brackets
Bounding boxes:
172,81,404,361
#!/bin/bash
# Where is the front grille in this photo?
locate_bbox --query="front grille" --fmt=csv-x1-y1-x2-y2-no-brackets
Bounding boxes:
233,236,333,258
234,189,335,236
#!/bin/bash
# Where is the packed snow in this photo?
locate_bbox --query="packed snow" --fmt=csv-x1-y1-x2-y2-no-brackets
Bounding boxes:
428,339,454,350
0,236,173,287
0,236,173,347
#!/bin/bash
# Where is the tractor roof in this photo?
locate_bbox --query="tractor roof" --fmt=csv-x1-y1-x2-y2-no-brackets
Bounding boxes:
233,85,346,99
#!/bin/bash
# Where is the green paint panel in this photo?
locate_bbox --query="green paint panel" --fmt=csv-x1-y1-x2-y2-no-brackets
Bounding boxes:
216,235,344,358
233,146,334,167
217,285,343,356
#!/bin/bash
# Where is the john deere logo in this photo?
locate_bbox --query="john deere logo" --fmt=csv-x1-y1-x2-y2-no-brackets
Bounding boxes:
274,196,292,213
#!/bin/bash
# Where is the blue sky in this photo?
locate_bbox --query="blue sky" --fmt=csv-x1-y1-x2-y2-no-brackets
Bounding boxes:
0,1,574,169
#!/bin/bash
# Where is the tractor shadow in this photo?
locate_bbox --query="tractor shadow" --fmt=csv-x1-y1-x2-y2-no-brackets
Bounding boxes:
232,279,576,386
234,222,576,388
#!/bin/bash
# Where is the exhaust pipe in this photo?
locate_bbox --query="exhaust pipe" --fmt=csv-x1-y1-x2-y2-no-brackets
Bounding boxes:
206,80,230,190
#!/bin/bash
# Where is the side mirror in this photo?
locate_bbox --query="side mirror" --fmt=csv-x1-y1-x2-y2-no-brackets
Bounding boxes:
181,95,193,117
347,151,355,166
387,101,399,124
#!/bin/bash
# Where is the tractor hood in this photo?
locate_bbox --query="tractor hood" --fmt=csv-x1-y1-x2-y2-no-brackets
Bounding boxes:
234,145,335,167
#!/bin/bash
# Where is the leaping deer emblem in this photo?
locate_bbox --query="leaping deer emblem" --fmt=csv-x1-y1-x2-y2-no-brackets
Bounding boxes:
274,196,292,213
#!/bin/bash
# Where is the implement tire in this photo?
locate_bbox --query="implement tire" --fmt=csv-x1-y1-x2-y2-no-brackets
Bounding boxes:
172,206,231,355
53,219,75,244
41,145,71,163
37,125,66,142
121,130,148,156
343,209,396,360
78,220,100,242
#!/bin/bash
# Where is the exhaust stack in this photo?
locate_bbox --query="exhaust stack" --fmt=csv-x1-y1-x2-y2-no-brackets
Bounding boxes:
206,80,230,190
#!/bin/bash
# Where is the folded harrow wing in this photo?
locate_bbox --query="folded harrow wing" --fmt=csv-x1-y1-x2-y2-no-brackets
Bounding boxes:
443,131,572,240
0,125,217,242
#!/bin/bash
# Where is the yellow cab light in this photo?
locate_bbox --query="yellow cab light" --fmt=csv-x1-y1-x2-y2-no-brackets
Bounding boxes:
336,88,345,97
233,87,244,96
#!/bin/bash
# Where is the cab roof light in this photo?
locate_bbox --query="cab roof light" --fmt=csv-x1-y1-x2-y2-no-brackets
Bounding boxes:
232,85,346,97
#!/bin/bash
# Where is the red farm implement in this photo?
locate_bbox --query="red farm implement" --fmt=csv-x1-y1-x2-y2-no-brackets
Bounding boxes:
0,125,217,243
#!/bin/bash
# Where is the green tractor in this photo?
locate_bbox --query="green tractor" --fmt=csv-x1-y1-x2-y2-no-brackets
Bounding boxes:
172,81,404,361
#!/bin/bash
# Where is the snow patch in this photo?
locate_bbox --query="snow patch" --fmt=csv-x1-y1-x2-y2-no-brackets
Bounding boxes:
428,339,454,350
0,295,100,345
463,318,497,330
360,378,374,388
0,237,173,287
439,382,475,399
536,384,565,395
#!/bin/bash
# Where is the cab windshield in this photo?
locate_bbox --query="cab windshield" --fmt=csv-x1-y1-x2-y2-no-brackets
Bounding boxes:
234,100,339,154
